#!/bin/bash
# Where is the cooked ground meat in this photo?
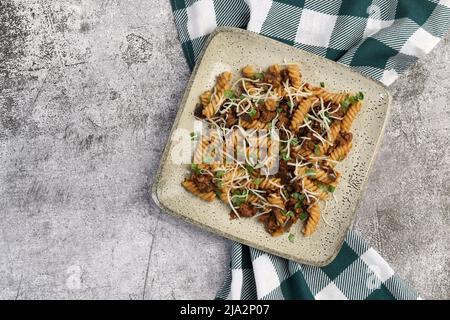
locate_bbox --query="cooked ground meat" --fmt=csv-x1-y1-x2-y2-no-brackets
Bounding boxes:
279,102,289,112
238,203,257,217
241,113,252,123
277,113,289,129
285,198,297,210
336,131,353,146
280,69,289,83
264,213,279,234
192,173,214,193
194,103,204,118
259,108,277,123
225,111,237,128
273,207,285,225
264,73,280,87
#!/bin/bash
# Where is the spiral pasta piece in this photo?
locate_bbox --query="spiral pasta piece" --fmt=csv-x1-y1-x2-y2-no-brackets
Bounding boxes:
318,120,341,155
241,65,255,78
240,119,268,130
216,71,233,91
287,64,302,89
312,88,349,105
302,177,328,200
199,90,211,107
273,86,285,99
290,97,316,132
248,178,282,190
328,141,353,165
268,64,281,76
341,101,362,132
247,194,261,204
193,137,211,164
264,98,277,111
202,72,233,118
242,80,259,95
303,203,320,236
312,168,341,185
182,180,216,202
267,194,285,209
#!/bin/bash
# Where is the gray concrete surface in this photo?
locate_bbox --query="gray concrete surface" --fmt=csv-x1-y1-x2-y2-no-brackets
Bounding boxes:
0,0,448,300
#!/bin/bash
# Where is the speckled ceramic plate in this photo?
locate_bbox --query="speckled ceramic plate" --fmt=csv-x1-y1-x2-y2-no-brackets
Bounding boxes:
151,27,391,267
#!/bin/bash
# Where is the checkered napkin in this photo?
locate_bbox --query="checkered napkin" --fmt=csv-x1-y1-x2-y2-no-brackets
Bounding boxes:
169,0,450,299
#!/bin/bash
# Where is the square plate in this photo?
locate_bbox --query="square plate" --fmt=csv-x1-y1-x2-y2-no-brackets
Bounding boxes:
151,27,391,267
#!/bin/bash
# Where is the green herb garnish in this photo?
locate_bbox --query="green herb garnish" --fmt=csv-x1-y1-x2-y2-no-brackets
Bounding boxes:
288,233,295,243
356,91,364,101
215,170,225,178
341,92,364,111
232,196,246,207
290,138,299,146
191,163,201,175
299,212,308,222
282,210,294,217
292,192,306,202
254,72,264,80
281,153,291,161
239,94,246,100
314,144,320,156
252,178,263,186
286,101,293,109
294,202,302,209
224,90,236,100
276,107,283,113
320,82,325,88
328,185,336,193
248,108,257,117
190,132,197,141
305,169,316,177
246,164,254,174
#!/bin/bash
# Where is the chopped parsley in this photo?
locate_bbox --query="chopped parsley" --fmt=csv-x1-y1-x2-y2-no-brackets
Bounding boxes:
305,169,316,177
299,212,308,222
276,107,283,113
314,144,320,156
320,82,325,88
231,190,246,206
215,170,225,178
341,92,365,111
290,138,299,146
288,233,295,243
252,178,263,186
281,152,291,161
282,210,294,217
224,90,236,100
190,132,197,141
356,91,364,101
246,164,255,174
328,185,336,193
190,163,201,175
248,108,257,117
294,202,303,209
286,101,293,109
254,72,264,80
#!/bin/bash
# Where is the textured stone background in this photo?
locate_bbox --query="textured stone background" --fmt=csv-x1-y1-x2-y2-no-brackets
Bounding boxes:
0,0,448,299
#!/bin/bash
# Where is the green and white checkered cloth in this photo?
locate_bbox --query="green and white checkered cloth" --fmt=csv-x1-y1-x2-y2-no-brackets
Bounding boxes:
169,0,450,300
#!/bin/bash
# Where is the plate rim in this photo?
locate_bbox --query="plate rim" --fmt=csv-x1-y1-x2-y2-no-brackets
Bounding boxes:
151,27,392,267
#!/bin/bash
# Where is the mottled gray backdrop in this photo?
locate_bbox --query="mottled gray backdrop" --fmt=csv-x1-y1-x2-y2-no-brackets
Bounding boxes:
0,0,448,299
